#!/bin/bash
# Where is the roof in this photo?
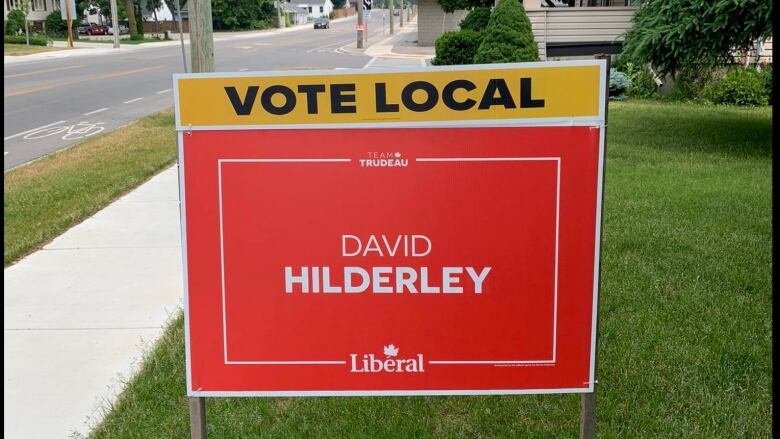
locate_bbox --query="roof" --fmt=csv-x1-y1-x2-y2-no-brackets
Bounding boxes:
282,3,308,13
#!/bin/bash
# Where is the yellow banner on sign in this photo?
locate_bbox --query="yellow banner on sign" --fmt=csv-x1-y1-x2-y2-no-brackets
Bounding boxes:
174,63,603,128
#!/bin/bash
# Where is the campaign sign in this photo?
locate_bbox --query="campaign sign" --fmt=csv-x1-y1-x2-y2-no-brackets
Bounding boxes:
174,61,606,396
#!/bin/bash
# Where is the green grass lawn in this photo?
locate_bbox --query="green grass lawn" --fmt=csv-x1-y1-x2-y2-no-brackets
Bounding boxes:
3,43,66,55
83,100,771,438
3,110,176,266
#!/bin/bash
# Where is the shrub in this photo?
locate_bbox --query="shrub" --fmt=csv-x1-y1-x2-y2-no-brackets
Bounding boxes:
609,68,630,100
473,0,538,64
670,65,718,101
705,68,768,106
45,11,68,35
459,7,490,32
760,63,772,104
130,34,144,40
624,62,658,99
251,19,272,29
433,30,483,65
4,34,49,45
5,9,26,36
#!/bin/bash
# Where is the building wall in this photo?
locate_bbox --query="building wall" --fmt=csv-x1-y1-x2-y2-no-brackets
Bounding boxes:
4,0,57,22
417,0,466,46
527,6,636,59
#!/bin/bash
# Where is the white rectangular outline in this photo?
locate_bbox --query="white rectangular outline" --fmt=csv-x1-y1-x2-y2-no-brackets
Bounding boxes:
415,157,560,365
218,157,560,367
176,60,606,396
218,159,352,365
171,60,606,132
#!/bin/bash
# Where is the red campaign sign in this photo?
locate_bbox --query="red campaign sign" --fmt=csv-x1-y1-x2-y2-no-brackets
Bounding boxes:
180,125,603,396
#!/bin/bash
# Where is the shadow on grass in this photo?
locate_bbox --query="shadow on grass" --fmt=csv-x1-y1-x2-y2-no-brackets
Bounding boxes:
609,100,772,159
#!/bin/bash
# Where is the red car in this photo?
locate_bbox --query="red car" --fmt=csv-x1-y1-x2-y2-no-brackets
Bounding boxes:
87,24,108,35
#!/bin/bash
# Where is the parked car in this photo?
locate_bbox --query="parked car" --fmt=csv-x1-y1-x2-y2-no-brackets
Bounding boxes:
88,24,109,35
313,17,329,29
107,24,130,35
77,23,92,35
78,23,108,35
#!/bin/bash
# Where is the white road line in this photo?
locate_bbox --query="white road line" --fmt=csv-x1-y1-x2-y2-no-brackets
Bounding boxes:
123,97,143,104
237,68,249,72
4,120,66,141
363,57,379,68
156,88,172,94
83,107,108,116
307,39,354,53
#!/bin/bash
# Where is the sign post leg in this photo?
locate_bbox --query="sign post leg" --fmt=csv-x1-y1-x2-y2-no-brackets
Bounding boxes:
580,392,596,439
189,396,207,439
579,52,610,439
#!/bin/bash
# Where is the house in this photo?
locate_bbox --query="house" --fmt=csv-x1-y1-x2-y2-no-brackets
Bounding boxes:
283,3,309,25
287,0,333,19
417,0,638,58
417,0,773,62
4,0,60,32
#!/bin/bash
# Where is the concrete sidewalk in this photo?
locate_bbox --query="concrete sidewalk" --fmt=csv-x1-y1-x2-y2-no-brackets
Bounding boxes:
4,168,183,438
2,53,430,438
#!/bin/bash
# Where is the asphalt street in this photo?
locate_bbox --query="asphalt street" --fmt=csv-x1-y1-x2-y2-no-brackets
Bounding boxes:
3,13,391,170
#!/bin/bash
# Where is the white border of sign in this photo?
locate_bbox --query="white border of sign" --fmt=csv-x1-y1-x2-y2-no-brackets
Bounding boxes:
175,60,607,397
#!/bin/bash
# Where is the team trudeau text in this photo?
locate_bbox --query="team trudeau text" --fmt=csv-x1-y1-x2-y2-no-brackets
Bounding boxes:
284,234,492,294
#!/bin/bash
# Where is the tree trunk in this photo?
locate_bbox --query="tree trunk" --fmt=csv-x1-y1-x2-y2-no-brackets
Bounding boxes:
25,19,30,45
123,0,139,37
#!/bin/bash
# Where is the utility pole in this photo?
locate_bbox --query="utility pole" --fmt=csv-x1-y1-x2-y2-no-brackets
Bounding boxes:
64,0,73,48
110,0,120,48
388,0,393,34
189,0,214,72
399,0,403,27
174,0,187,72
356,0,364,49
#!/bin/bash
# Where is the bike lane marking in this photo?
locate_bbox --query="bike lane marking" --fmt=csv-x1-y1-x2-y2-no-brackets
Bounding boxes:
4,120,67,141
84,108,109,116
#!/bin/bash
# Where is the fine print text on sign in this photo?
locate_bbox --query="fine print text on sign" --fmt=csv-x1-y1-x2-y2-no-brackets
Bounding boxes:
174,61,606,396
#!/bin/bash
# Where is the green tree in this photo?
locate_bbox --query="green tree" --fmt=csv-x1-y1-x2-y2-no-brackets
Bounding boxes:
5,9,26,35
122,0,140,38
332,0,347,8
211,0,274,30
473,0,538,64
622,0,773,74
46,11,68,35
17,0,32,45
436,0,490,13
458,6,489,32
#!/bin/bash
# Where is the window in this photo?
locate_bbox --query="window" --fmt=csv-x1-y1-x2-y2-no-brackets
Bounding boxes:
319,5,323,12
308,6,312,12
31,0,47,11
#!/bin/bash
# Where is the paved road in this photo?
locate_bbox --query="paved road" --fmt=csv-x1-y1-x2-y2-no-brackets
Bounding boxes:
3,14,391,171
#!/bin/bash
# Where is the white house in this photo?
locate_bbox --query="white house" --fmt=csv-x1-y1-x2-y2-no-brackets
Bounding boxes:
4,0,59,29
287,0,333,19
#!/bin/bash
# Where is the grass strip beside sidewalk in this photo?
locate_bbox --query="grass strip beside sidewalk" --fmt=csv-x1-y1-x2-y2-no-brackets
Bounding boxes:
4,43,67,55
4,109,176,266
90,101,772,438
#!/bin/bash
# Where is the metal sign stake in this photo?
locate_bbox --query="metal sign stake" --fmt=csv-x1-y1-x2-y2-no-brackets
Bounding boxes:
579,52,610,439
